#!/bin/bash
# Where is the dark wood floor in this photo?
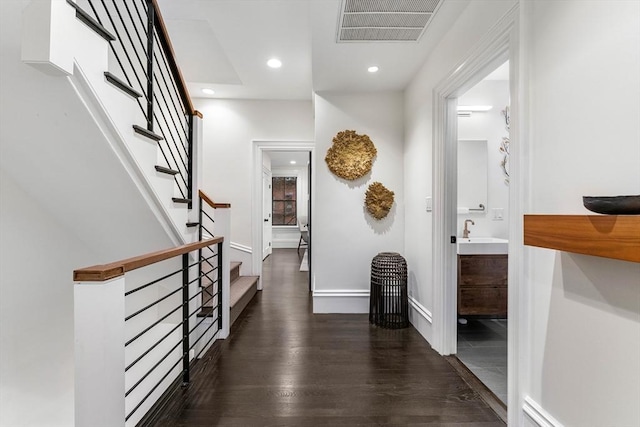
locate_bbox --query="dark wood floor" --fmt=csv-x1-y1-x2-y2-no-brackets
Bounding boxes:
151,249,505,426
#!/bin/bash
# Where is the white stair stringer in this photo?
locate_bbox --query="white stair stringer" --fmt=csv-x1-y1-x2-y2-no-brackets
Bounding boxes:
69,56,195,246
23,0,197,246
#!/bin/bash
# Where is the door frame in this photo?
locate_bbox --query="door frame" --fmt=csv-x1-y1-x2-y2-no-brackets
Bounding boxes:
431,4,527,425
252,140,315,291
262,167,273,260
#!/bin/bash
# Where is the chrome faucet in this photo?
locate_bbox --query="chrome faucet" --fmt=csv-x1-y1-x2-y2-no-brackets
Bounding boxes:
463,219,474,238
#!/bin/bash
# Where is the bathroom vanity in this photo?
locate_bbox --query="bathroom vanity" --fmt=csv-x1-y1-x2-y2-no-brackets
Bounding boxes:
457,238,508,317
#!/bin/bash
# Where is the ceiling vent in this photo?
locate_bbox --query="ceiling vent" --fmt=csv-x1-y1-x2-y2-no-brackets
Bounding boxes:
337,0,443,42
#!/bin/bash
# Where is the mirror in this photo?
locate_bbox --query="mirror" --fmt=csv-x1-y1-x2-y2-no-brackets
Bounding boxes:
458,139,488,213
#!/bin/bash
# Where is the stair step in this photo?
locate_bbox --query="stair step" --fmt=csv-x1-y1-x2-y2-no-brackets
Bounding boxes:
133,125,163,142
66,0,116,42
172,197,191,204
230,261,241,283
104,72,141,99
154,165,179,176
186,222,199,228
196,306,215,318
230,276,259,326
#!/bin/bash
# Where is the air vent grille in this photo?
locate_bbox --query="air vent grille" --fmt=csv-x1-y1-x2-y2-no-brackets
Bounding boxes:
338,0,443,42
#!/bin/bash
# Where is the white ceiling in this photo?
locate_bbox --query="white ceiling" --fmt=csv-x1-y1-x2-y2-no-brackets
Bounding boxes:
158,0,471,101
269,151,310,168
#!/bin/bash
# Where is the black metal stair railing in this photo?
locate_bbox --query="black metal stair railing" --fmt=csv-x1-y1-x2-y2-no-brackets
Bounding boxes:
123,240,223,422
71,0,196,205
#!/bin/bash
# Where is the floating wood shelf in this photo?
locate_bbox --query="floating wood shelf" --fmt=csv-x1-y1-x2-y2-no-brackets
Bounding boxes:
524,215,640,263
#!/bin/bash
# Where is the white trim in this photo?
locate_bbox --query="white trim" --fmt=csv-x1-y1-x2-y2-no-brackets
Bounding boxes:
312,289,369,313
408,296,433,324
230,242,252,254
523,396,564,427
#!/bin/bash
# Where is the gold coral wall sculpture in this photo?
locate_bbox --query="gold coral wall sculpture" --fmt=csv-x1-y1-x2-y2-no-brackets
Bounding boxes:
325,130,377,180
365,182,394,220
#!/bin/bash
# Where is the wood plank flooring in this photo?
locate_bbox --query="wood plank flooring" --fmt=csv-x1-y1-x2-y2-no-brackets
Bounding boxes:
150,249,505,426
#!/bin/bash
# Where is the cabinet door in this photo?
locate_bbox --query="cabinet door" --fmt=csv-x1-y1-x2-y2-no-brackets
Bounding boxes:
457,255,508,316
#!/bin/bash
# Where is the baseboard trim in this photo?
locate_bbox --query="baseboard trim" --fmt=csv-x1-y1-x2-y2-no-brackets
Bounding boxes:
230,242,252,254
408,296,433,324
523,396,563,427
312,289,369,314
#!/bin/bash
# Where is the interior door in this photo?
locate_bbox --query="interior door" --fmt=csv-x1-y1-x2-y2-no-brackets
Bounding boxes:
262,169,272,260
307,151,312,292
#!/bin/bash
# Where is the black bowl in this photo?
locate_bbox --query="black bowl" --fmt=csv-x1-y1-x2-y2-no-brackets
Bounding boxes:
583,195,640,215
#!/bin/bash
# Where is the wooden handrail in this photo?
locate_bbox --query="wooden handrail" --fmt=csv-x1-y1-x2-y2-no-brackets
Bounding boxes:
199,190,231,209
74,236,224,282
151,0,201,118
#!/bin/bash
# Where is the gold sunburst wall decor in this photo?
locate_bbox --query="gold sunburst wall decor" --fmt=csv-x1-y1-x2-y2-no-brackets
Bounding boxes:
365,182,395,220
325,130,377,180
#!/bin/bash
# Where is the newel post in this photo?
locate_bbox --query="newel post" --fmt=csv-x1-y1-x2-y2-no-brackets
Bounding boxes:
74,277,126,426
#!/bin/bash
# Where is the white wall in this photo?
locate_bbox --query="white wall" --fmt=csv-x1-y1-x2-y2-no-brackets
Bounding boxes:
195,99,314,258
313,91,404,313
403,0,516,343
458,79,510,239
0,171,98,427
523,1,640,425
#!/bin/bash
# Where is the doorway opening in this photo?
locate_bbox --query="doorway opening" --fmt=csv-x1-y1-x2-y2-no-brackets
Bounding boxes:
455,60,510,406
431,5,521,424
252,141,314,293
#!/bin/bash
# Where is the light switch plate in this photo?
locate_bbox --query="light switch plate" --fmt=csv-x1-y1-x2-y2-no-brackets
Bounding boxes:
426,197,433,212
492,208,504,220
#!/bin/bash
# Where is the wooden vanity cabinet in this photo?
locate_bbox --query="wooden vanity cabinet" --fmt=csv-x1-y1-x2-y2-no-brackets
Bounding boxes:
457,255,508,317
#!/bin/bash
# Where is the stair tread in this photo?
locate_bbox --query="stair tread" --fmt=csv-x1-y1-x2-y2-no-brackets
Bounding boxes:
155,165,179,175
172,197,191,204
104,72,141,98
230,261,242,270
133,124,163,141
230,276,259,307
66,0,116,42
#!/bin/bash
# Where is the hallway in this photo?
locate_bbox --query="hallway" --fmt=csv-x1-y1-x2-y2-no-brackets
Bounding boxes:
152,249,505,426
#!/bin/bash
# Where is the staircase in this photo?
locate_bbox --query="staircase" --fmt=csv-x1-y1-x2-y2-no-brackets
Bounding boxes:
199,261,258,326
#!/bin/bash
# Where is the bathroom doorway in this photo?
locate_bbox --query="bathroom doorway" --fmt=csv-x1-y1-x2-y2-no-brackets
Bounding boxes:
455,61,510,405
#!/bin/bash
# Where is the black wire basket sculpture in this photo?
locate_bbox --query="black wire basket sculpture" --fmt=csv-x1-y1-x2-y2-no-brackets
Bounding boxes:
369,252,409,329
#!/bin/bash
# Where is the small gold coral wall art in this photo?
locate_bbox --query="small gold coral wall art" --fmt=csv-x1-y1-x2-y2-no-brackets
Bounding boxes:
365,182,395,220
325,130,377,180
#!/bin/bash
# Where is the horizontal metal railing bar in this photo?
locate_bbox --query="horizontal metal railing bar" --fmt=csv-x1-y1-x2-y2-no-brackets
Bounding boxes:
202,210,215,224
200,252,218,264
189,318,219,353
201,225,214,239
125,354,185,421
125,321,182,372
125,302,182,347
125,336,182,397
195,320,220,360
188,307,218,335
125,285,182,322
125,266,183,297
74,237,223,281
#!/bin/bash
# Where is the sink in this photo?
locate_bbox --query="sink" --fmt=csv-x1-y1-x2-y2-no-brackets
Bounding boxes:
457,237,508,255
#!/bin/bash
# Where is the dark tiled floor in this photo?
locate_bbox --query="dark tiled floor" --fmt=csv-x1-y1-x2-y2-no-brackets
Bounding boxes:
457,319,508,404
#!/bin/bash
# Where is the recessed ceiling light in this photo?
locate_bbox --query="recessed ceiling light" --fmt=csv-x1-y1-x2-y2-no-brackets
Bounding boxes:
290,160,296,165
201,88,215,95
368,66,379,73
267,58,282,69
